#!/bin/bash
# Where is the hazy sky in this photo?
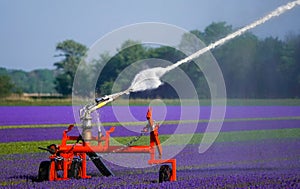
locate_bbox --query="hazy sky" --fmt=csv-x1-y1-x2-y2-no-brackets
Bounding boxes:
1,0,300,71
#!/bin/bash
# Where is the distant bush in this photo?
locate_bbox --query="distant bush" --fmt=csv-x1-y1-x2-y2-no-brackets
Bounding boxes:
0,75,14,98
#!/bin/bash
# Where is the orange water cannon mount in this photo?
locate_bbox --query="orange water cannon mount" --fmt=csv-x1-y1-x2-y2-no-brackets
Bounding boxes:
37,95,176,183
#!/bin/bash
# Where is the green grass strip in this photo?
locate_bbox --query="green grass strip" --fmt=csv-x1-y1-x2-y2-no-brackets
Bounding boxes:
1,116,300,129
0,124,71,129
112,128,300,146
0,140,61,155
1,128,300,156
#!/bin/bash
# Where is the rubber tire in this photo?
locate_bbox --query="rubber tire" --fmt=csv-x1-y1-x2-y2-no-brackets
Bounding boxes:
38,161,51,181
159,165,172,183
68,161,82,179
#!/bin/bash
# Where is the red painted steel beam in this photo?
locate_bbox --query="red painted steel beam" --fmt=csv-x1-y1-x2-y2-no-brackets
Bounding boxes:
58,145,151,153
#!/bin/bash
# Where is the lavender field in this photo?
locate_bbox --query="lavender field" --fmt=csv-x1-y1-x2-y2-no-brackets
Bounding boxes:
1,105,300,188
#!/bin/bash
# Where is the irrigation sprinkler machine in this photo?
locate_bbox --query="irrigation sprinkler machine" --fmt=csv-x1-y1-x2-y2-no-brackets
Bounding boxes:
37,91,176,183
37,0,300,182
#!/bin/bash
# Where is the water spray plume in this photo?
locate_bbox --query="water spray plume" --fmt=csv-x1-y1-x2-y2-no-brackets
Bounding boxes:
129,67,167,92
166,0,300,71
127,0,300,93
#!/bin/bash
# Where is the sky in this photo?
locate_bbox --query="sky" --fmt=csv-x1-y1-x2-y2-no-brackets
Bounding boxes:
1,0,300,71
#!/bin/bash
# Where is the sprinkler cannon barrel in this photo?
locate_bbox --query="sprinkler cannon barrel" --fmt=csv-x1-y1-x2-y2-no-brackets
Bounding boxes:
80,89,132,118
79,89,131,141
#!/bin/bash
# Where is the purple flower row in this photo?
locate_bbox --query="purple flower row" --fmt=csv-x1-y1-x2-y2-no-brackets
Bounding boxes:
1,139,300,188
0,127,80,143
1,106,300,126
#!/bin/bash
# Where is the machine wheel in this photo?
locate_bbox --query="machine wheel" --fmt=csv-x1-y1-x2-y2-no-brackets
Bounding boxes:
68,161,82,179
38,161,51,181
159,165,172,183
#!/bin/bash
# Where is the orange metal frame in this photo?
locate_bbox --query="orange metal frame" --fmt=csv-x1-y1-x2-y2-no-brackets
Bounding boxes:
47,124,177,181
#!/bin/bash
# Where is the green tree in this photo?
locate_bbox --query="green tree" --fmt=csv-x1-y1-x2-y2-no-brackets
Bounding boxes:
202,22,233,45
200,22,260,98
218,33,259,98
255,37,284,98
1,68,56,94
148,46,191,98
54,40,88,96
95,40,148,95
279,34,300,97
178,32,211,98
0,75,14,98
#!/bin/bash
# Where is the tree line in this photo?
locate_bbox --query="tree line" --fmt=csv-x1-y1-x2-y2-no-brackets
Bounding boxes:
1,22,299,99
0,68,56,98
